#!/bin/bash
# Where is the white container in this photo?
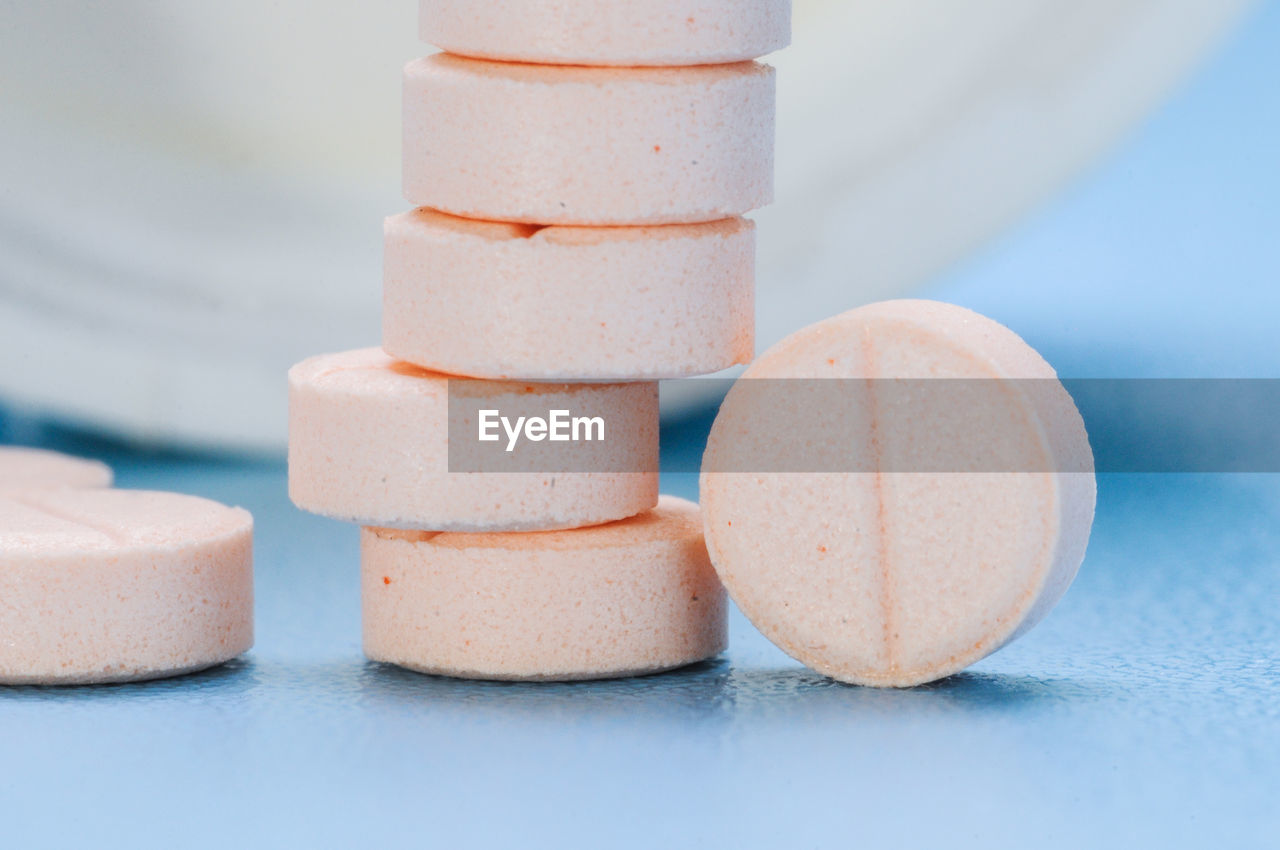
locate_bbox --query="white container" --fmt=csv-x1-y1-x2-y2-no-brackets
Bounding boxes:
0,0,1252,449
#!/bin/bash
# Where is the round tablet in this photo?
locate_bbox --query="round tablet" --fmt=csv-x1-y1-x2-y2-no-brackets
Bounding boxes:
383,209,755,380
419,0,791,66
362,496,726,681
288,349,658,532
701,300,1096,687
403,55,775,226
0,489,253,685
0,446,113,492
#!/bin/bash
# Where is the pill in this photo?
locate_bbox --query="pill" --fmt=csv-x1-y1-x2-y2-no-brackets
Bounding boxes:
288,349,658,532
403,55,775,226
0,446,112,492
362,496,726,681
701,300,1096,687
420,0,791,66
0,489,253,685
383,209,755,381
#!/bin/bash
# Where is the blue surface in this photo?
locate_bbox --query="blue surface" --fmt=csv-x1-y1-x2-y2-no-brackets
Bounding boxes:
3,5,1280,848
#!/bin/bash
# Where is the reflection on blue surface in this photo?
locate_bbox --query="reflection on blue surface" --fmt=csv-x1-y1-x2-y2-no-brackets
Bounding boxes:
2,443,1277,848
4,3,1280,848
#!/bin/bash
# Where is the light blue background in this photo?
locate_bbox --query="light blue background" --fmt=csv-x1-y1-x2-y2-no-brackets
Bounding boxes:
2,4,1278,847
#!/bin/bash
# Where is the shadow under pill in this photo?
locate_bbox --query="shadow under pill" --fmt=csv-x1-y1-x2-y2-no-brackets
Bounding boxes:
357,657,736,723
0,656,261,703
356,656,1120,729
711,665,1123,723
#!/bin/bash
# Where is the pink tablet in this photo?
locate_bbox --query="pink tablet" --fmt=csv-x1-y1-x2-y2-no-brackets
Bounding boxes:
383,210,754,380
420,0,791,66
0,446,112,492
403,55,775,225
362,496,726,681
701,300,1096,686
288,349,658,531
0,489,253,685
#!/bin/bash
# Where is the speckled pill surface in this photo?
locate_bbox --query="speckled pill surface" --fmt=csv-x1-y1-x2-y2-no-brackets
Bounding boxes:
701,300,1096,687
288,349,659,532
383,209,755,380
362,496,727,681
0,446,112,492
403,55,775,225
0,489,254,685
420,0,791,66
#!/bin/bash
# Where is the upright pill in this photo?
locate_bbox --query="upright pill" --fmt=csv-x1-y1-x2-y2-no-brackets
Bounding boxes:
362,496,726,681
403,55,775,226
0,447,112,492
701,300,1096,687
0,489,253,685
383,209,755,381
420,0,792,66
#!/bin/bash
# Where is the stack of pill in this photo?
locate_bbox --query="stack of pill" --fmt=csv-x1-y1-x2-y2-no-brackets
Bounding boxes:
288,1,790,680
0,447,254,685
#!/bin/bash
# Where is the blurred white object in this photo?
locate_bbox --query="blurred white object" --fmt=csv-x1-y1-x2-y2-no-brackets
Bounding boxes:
0,0,1253,449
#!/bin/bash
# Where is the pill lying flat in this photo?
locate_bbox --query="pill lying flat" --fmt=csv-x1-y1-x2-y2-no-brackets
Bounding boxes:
701,300,1096,687
288,349,658,532
420,0,791,66
403,55,775,225
383,209,755,381
0,489,253,685
0,446,112,492
362,496,726,681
